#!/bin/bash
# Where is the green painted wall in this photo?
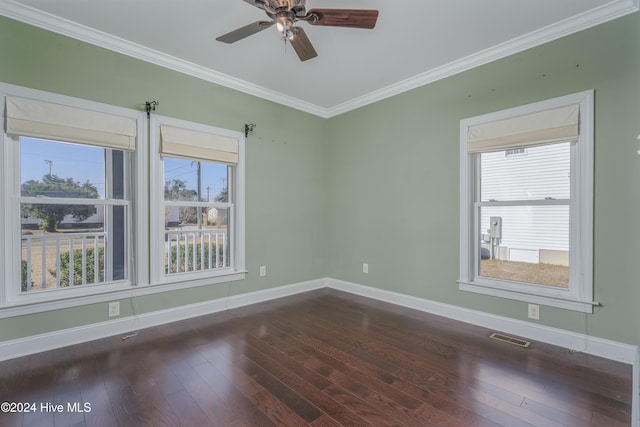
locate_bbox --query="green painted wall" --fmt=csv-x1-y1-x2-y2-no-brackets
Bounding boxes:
327,12,640,346
1,11,639,347
0,16,329,341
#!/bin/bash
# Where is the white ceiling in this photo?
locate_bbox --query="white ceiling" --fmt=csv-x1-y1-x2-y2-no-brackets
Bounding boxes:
1,0,637,117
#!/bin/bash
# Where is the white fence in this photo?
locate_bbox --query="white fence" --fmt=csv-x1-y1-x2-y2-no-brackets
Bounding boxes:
165,228,227,274
21,228,229,292
22,232,106,291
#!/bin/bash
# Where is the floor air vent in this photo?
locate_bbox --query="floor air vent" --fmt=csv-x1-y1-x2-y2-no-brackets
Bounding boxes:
489,332,531,348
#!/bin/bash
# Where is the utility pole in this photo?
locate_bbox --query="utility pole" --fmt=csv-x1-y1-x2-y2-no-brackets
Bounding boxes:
193,161,202,229
197,162,202,202
44,160,53,176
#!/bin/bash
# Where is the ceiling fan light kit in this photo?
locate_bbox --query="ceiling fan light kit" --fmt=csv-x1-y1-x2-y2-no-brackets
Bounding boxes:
217,0,379,61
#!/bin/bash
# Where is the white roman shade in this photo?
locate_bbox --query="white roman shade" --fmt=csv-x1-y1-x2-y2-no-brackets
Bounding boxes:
467,104,579,153
6,96,136,150
160,125,238,165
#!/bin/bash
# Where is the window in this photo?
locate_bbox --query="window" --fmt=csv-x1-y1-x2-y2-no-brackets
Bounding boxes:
458,91,594,312
150,116,245,285
20,138,129,290
1,84,244,313
1,87,141,305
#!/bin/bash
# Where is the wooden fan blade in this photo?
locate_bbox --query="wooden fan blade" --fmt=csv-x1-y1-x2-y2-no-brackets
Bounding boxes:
216,20,274,44
290,27,317,62
306,9,378,29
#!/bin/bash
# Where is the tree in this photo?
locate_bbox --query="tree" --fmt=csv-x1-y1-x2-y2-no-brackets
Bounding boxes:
214,186,228,203
164,179,198,225
164,179,197,201
22,174,99,232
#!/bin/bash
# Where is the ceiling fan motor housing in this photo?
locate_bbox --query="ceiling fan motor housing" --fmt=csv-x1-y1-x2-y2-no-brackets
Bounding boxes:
266,0,306,16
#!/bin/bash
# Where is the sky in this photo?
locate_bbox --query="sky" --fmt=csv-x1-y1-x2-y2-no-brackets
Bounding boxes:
20,137,227,201
164,156,228,201
21,137,106,196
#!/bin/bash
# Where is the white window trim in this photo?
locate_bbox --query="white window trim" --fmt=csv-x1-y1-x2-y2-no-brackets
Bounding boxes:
0,83,146,309
149,114,246,287
458,90,595,313
0,83,246,318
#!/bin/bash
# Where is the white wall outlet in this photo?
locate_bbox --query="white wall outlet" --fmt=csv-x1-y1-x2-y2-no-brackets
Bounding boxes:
363,263,369,274
108,301,120,317
528,304,540,320
259,265,267,277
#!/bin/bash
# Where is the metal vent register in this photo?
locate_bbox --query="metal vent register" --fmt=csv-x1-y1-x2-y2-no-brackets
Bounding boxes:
489,332,531,348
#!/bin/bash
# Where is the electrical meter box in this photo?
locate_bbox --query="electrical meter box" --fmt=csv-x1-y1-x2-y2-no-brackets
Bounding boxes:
489,216,502,239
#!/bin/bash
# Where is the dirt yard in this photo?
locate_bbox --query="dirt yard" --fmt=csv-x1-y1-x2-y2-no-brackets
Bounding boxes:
480,259,569,288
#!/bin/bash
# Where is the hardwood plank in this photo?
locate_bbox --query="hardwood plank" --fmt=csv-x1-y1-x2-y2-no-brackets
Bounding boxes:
246,389,311,427
234,353,325,423
164,388,213,427
309,413,344,427
315,292,631,404
0,289,631,427
169,358,274,426
194,363,308,425
0,412,22,427
236,353,369,426
197,338,315,426
256,327,437,426
265,316,523,425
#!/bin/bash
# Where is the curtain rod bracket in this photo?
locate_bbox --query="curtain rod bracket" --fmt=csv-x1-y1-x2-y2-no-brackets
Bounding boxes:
245,123,256,138
145,100,159,118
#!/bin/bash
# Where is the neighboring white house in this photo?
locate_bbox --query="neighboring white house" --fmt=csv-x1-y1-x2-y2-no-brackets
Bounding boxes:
480,142,570,265
164,206,219,228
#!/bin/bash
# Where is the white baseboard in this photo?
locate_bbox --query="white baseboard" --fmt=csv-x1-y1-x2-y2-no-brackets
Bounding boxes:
0,278,326,362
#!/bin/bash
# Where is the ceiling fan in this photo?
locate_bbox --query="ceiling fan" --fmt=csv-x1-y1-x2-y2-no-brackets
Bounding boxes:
216,0,379,61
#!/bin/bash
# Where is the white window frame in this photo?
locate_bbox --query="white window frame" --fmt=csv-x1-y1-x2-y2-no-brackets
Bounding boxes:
149,114,246,287
0,83,146,307
0,84,247,318
458,90,595,313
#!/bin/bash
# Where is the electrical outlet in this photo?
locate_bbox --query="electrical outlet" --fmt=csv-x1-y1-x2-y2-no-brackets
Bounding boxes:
528,304,540,320
259,265,267,277
363,263,369,274
108,301,120,317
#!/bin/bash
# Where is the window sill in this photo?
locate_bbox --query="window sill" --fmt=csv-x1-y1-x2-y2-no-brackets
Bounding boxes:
0,271,246,319
151,270,247,289
457,280,596,313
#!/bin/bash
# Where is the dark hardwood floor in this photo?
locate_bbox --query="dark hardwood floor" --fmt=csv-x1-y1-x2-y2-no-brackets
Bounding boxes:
0,289,632,426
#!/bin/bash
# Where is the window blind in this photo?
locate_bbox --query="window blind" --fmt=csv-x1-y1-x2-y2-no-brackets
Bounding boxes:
160,125,238,165
6,96,136,150
467,104,579,153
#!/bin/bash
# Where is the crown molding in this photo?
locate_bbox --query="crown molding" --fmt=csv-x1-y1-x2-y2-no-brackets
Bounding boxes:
0,0,330,117
328,0,639,117
1,0,637,119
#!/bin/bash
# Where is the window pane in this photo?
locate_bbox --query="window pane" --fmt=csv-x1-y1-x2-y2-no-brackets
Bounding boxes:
111,150,126,200
20,204,127,292
480,142,570,201
164,206,230,274
479,205,569,288
20,137,108,199
164,157,229,202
